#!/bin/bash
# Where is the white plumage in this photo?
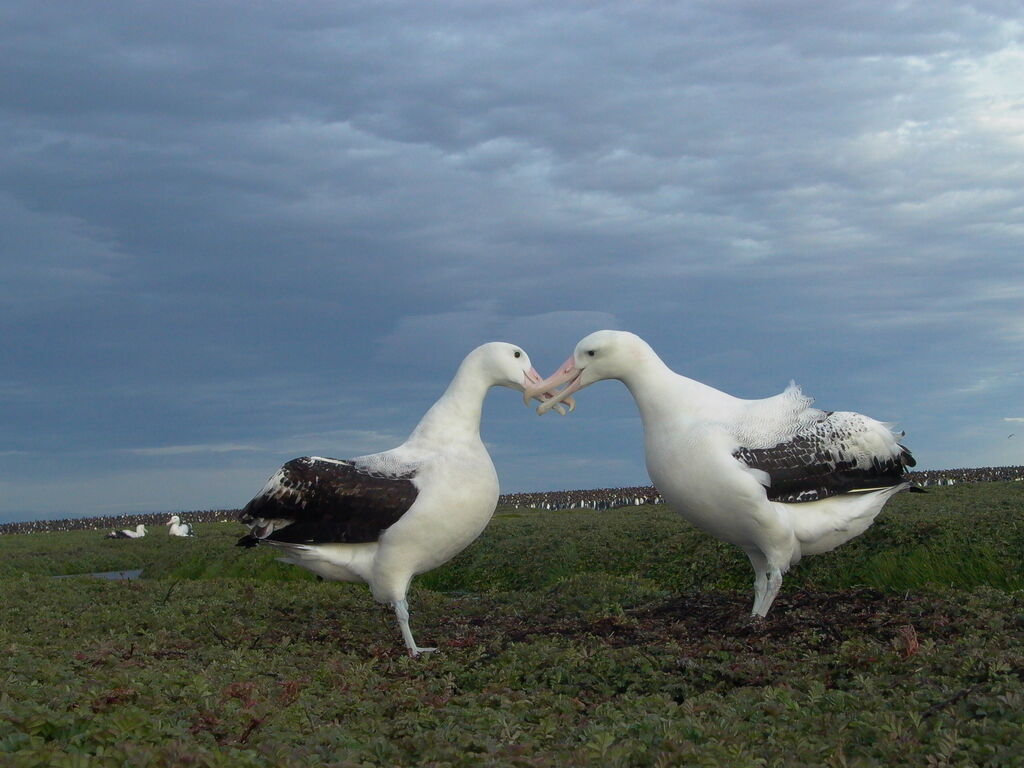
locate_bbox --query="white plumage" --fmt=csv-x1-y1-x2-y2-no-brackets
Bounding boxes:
105,524,147,539
166,515,195,537
529,330,916,617
238,342,568,656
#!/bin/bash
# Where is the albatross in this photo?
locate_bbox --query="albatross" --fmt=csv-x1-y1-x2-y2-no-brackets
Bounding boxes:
526,330,916,617
105,524,147,539
237,342,569,656
167,515,196,537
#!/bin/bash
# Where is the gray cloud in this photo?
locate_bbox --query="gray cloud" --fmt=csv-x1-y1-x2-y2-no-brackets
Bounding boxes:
1,1,1022,520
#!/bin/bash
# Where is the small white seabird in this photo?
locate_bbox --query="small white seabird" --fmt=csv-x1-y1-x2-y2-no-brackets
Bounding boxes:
105,524,147,539
166,515,196,537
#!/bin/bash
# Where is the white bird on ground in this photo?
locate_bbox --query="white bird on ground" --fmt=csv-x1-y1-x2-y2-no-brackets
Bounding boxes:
166,515,196,537
105,524,147,539
237,342,569,656
527,330,917,617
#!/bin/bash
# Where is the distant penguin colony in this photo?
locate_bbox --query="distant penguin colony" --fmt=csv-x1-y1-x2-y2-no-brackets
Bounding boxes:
2,467,1020,537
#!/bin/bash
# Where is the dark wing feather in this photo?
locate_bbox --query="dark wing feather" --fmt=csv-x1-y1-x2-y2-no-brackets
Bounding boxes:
237,456,418,545
734,414,916,503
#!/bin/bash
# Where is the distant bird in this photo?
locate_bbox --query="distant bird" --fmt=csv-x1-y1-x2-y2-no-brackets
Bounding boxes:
105,524,147,539
237,342,569,656
166,515,196,537
1009,434,1015,439
528,330,917,618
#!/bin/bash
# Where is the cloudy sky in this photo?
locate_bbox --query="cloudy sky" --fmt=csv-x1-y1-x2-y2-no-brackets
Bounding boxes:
2,1,1022,522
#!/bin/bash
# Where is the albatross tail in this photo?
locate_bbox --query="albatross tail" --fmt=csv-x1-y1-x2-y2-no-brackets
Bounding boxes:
260,540,379,584
789,482,909,559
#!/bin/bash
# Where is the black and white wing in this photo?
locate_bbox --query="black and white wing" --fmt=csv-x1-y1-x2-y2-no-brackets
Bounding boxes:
733,411,916,503
237,456,419,546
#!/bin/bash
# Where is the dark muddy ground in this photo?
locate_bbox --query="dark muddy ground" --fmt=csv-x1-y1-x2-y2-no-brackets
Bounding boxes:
438,588,945,655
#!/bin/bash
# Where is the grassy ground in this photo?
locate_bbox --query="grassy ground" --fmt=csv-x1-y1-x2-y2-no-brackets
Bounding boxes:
1,483,1023,766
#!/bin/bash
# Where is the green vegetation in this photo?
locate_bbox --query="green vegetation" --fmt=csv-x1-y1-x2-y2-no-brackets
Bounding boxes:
1,483,1023,766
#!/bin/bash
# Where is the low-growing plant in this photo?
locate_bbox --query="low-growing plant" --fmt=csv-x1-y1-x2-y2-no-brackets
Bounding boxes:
1,483,1023,766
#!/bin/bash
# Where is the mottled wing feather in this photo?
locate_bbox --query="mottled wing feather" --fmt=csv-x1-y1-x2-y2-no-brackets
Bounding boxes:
238,456,418,545
734,413,916,503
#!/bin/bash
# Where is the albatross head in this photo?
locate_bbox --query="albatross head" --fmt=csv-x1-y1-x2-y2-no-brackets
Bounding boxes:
525,330,649,415
472,342,574,415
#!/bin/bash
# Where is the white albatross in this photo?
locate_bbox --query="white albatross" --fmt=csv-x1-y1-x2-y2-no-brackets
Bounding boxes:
167,515,196,537
237,342,570,656
105,524,147,539
527,330,918,617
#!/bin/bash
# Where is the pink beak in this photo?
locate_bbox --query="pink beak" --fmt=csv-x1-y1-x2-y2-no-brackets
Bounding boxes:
522,366,575,416
524,355,585,415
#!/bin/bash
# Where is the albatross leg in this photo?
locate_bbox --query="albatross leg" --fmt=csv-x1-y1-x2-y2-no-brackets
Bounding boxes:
394,599,437,658
748,546,787,618
747,551,769,617
752,570,768,617
757,568,784,617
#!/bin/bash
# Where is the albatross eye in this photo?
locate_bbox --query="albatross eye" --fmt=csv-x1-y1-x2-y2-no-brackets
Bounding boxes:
587,350,596,357
514,350,521,358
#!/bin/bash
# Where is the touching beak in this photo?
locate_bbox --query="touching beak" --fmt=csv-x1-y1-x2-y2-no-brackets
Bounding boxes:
524,355,584,415
522,366,575,416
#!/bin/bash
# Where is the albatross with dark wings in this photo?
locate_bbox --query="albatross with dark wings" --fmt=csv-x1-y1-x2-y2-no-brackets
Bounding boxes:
238,342,569,656
527,330,918,618
105,524,146,539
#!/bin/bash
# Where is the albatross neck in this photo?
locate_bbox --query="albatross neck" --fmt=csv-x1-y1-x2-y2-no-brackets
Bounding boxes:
408,364,490,445
618,349,728,429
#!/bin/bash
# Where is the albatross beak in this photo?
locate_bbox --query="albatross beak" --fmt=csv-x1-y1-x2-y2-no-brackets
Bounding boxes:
524,355,584,415
522,366,575,416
